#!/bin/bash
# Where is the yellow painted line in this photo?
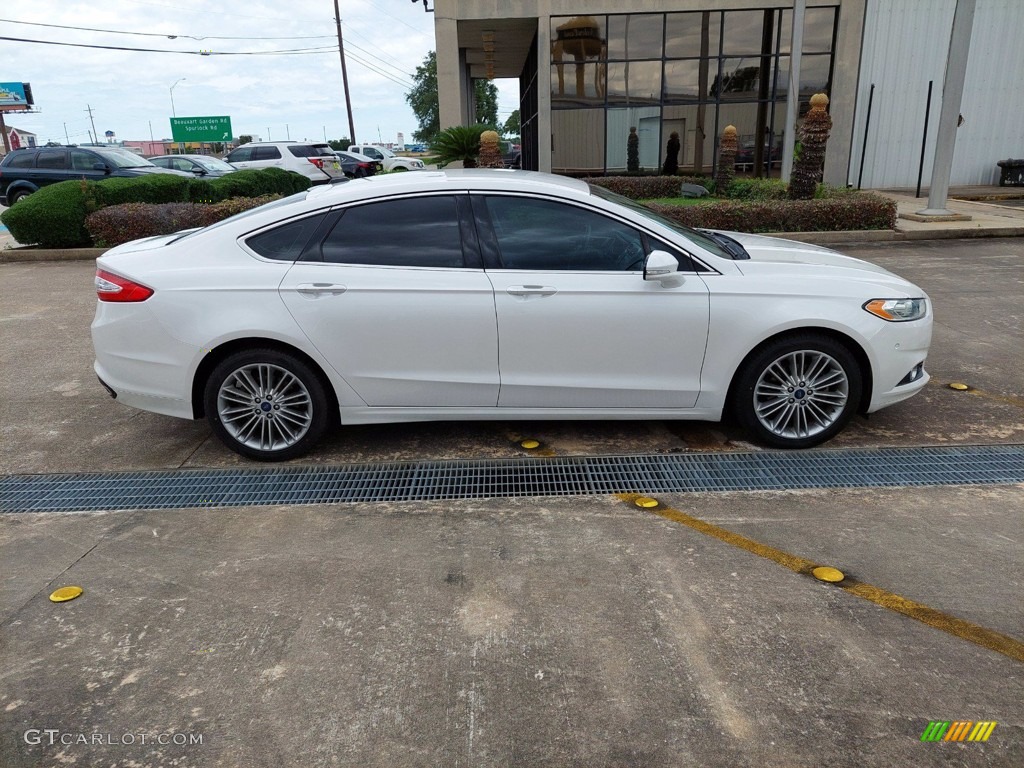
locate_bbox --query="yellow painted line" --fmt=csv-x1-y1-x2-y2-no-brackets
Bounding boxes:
618,493,1024,664
951,384,1024,409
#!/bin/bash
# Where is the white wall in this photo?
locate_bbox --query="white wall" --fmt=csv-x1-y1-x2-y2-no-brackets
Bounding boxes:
849,0,1024,189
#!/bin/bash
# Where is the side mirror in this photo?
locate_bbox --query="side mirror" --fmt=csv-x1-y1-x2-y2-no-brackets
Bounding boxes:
92,162,110,173
643,250,679,280
192,169,208,176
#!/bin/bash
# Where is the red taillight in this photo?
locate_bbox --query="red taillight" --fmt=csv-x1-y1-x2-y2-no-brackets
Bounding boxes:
308,157,325,169
95,269,154,302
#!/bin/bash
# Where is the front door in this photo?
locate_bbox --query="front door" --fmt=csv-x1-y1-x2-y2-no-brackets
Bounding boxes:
477,195,710,408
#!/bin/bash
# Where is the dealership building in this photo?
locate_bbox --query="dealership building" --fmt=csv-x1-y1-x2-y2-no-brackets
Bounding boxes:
432,0,1022,188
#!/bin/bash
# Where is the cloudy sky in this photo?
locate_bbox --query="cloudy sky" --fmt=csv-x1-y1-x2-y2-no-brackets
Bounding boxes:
2,0,517,147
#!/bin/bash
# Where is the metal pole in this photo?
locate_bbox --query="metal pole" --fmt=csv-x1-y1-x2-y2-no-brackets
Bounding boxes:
915,81,933,198
64,122,71,145
0,112,10,154
857,83,874,190
334,0,357,145
170,78,186,154
781,0,806,183
85,105,99,146
917,0,977,216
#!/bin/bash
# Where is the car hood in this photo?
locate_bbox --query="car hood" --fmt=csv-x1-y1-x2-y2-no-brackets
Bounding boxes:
720,231,896,277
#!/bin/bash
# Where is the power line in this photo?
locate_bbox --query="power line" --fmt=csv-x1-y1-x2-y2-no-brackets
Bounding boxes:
0,35,338,55
0,17,335,40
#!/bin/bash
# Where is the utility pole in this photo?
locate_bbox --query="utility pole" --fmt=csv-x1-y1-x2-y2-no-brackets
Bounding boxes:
334,0,357,145
85,104,99,146
64,122,71,145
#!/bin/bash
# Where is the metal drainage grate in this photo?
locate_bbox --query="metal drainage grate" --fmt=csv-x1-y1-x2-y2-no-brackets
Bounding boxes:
2,444,1023,514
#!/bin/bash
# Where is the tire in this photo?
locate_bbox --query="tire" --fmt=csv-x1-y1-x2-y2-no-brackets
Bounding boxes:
392,166,409,172
8,189,32,204
731,333,862,449
354,167,367,178
203,348,331,461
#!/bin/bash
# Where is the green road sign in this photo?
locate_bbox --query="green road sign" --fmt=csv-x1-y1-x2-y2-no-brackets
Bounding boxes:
170,116,233,143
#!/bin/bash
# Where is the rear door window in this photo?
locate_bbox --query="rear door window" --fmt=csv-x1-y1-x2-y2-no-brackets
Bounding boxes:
254,146,282,161
320,196,465,268
36,150,68,169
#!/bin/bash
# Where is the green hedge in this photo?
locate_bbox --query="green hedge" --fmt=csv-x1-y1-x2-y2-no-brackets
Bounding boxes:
85,196,280,247
643,194,897,233
1,168,310,248
587,175,711,200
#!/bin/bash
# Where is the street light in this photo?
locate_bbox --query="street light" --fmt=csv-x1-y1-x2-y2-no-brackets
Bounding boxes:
170,78,186,155
169,78,186,117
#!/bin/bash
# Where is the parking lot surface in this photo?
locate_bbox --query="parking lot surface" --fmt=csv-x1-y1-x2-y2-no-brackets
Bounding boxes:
1,238,1022,767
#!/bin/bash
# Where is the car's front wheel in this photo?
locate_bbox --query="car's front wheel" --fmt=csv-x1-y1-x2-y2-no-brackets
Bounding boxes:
204,348,331,461
732,333,862,449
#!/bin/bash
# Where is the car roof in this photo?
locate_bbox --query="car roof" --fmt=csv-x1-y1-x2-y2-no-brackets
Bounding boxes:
305,169,590,201
238,140,329,146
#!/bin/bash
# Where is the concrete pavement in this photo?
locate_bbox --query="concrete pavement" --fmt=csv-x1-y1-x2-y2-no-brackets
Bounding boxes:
1,238,1022,767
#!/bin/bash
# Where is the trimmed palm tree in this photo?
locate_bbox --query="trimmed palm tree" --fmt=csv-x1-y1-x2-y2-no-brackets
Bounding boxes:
428,125,488,168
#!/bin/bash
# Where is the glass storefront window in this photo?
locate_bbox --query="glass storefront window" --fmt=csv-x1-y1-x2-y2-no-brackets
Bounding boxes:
663,59,707,103
607,14,664,60
552,109,606,174
722,10,767,56
606,61,662,105
779,7,837,54
714,57,770,101
606,107,662,172
665,12,721,59
775,54,833,98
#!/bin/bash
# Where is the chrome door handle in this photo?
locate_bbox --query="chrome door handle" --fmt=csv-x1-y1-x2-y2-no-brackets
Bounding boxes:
507,285,557,297
296,282,347,296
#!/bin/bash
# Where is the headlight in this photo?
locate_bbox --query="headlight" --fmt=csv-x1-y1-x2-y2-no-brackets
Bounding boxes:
863,298,927,322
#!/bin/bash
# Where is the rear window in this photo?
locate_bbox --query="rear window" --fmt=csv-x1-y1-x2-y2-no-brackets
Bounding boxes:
288,144,335,158
246,213,327,261
4,151,34,168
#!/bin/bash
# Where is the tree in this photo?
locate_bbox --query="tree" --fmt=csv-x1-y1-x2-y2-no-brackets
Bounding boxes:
429,125,487,168
407,52,439,144
238,135,254,145
327,138,353,151
406,51,501,145
502,110,521,140
789,93,832,200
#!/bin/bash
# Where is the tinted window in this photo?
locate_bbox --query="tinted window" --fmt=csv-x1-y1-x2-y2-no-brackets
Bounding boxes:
91,148,152,168
227,146,253,162
70,150,99,171
246,213,327,261
321,196,464,268
484,196,645,271
5,151,34,168
254,146,282,161
288,144,335,158
36,150,68,169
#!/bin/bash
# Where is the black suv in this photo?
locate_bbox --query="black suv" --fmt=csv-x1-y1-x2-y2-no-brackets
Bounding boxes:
0,146,190,205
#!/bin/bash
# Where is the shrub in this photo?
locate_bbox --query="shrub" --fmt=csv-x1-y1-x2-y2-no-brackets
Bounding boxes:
643,193,896,233
85,195,280,247
0,180,93,248
723,178,788,200
1,168,308,247
429,125,487,168
588,175,711,200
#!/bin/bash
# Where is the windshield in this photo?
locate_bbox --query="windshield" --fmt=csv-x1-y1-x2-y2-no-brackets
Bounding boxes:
193,156,235,172
93,148,156,169
376,147,396,158
170,192,310,243
588,184,733,260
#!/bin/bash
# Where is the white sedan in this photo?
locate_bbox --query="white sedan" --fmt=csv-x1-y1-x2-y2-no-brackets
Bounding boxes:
91,171,932,461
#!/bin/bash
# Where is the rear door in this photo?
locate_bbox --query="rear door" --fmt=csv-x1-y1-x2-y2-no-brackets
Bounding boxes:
278,194,499,407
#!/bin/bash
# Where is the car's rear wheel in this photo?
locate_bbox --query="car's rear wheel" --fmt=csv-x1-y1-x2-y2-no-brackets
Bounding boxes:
732,333,862,449
204,349,330,461
8,189,32,204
